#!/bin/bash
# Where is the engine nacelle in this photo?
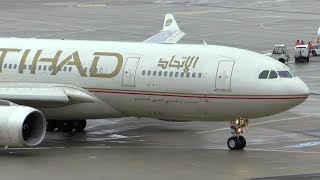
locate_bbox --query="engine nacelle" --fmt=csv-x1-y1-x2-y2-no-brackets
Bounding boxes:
0,106,46,147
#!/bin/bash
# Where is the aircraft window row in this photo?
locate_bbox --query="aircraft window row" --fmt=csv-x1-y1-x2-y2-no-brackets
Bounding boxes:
141,70,202,78
259,70,293,79
2,64,100,73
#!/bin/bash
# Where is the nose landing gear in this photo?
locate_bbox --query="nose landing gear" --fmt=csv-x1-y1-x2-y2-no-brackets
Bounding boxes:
227,117,248,150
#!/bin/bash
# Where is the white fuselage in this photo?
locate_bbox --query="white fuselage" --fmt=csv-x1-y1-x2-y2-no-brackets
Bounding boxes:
0,38,310,121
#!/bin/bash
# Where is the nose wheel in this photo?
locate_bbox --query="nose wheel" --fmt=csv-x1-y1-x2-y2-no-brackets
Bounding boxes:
227,117,248,150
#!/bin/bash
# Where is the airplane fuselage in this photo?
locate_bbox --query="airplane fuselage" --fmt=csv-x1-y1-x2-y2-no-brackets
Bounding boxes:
0,38,309,122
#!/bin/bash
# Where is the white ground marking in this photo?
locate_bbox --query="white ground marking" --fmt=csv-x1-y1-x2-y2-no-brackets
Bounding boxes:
5,146,320,155
245,148,320,154
260,19,286,29
109,134,129,139
195,115,312,134
76,4,106,8
260,23,272,29
286,141,320,148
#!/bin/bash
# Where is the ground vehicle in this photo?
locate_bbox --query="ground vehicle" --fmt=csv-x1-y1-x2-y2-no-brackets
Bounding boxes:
270,45,290,63
294,45,310,63
311,44,320,56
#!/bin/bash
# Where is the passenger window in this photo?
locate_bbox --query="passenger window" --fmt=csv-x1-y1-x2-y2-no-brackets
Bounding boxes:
9,64,12,69
38,65,42,70
14,64,17,69
153,71,156,76
175,72,179,77
4,64,7,69
198,73,202,78
158,71,162,76
69,67,72,72
84,67,87,72
48,66,52,71
186,72,190,78
142,70,146,75
259,70,269,79
180,72,184,77
164,71,168,77
269,70,278,79
63,66,67,71
169,71,173,77
43,65,47,71
192,72,196,78
147,70,151,76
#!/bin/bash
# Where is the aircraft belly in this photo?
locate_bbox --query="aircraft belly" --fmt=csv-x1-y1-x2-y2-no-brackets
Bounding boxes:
94,91,306,122
94,91,208,121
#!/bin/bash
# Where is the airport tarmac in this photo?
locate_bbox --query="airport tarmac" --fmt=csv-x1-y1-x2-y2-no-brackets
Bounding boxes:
1,0,320,179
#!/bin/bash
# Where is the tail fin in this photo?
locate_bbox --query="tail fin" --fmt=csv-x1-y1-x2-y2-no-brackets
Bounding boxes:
163,14,180,31
144,13,185,44
318,26,320,36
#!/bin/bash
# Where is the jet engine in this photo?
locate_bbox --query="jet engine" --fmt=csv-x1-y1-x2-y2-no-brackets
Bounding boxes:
0,106,46,147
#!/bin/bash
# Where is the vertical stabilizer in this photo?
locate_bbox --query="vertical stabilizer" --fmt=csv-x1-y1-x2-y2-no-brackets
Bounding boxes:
163,14,180,31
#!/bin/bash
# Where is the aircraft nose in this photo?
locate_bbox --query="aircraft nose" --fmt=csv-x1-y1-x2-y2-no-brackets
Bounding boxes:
296,77,310,96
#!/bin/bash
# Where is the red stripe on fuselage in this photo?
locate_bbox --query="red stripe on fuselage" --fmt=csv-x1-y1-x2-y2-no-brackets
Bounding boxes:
87,89,309,100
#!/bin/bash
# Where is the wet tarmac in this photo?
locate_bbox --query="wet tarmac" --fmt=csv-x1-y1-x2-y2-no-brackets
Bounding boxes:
1,0,320,179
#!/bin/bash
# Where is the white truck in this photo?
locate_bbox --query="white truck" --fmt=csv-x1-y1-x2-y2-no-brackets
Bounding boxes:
266,45,289,63
294,45,310,63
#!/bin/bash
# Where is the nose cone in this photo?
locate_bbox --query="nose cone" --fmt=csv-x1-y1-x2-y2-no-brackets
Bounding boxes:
296,77,310,97
286,77,310,109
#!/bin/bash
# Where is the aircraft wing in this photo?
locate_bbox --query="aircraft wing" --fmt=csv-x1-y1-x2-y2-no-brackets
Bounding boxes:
0,82,98,108
144,14,185,44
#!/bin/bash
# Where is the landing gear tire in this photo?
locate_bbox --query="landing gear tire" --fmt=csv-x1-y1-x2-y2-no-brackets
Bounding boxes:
312,50,317,56
74,120,87,131
227,136,246,150
238,135,246,150
227,137,240,150
57,121,74,132
46,120,57,131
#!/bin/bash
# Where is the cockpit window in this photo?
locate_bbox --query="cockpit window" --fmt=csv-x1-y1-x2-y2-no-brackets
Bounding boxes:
277,71,292,78
269,70,278,79
259,70,269,79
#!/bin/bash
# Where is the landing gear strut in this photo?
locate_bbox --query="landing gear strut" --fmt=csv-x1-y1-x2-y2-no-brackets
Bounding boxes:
227,117,248,150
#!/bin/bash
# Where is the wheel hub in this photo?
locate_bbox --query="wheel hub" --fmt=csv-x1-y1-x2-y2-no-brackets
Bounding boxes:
228,140,236,148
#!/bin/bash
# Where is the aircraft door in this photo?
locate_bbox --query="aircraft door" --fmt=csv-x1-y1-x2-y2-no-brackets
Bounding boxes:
122,57,140,87
215,60,235,91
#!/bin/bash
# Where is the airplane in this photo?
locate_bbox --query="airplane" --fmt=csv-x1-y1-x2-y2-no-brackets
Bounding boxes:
0,14,309,150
